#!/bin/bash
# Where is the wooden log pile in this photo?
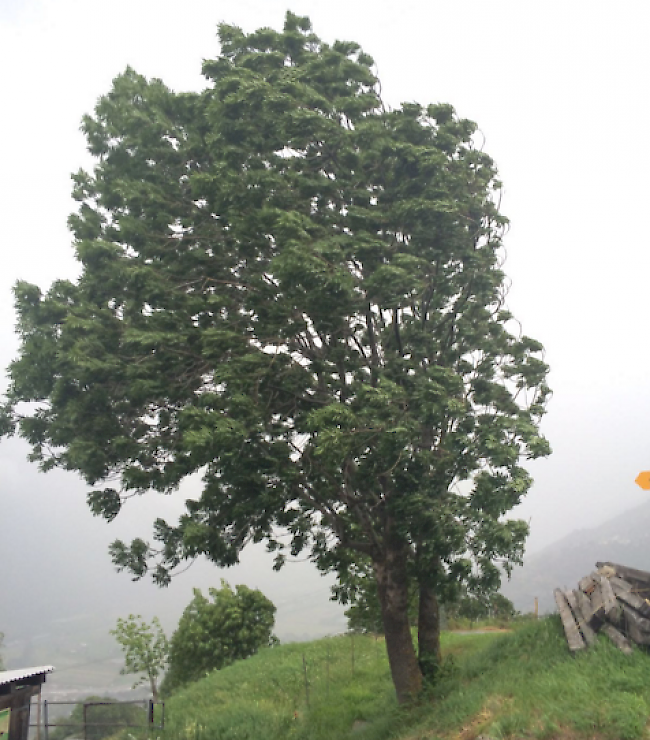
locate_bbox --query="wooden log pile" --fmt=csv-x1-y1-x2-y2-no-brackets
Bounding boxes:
555,561,650,655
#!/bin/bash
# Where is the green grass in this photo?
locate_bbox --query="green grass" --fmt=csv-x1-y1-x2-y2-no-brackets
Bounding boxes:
156,618,650,740
407,617,650,740
163,633,397,740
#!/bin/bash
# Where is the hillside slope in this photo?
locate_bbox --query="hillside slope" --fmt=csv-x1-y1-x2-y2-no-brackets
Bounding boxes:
159,619,650,740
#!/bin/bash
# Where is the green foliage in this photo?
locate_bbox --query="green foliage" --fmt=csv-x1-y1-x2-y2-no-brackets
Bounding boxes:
345,581,385,634
48,697,147,740
162,580,277,694
110,615,168,698
2,11,550,698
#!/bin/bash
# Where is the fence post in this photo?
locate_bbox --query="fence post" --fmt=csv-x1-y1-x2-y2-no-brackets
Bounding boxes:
326,644,330,698
43,700,49,740
302,654,310,708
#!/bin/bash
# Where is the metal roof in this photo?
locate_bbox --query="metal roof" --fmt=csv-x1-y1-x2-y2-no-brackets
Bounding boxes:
0,666,54,687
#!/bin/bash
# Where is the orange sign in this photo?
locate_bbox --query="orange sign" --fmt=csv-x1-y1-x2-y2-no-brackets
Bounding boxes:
635,472,650,490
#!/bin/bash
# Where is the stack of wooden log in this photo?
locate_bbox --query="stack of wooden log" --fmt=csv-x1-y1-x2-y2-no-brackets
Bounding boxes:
554,561,650,655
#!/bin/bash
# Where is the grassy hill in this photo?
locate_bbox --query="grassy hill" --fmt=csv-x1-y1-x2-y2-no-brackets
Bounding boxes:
157,618,650,740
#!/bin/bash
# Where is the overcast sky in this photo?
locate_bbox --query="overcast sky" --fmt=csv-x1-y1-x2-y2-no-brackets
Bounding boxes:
2,0,650,644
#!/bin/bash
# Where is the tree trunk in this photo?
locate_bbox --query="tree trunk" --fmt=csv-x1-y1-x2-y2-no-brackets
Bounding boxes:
417,581,441,682
150,676,159,702
374,544,422,703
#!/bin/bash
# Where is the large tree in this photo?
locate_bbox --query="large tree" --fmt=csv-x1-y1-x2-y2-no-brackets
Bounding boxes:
1,13,550,702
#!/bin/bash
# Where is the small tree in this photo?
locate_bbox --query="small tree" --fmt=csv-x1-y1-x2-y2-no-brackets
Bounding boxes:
446,590,517,623
110,615,168,701
162,581,277,694
489,593,518,621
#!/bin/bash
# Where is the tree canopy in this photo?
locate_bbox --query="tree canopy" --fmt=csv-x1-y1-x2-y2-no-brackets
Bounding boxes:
1,12,550,701
162,581,277,694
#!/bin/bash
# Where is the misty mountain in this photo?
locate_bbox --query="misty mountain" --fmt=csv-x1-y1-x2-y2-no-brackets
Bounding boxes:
501,499,650,615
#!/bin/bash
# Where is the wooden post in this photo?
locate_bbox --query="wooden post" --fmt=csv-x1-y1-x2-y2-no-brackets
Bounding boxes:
327,644,330,698
302,654,310,708
36,693,41,740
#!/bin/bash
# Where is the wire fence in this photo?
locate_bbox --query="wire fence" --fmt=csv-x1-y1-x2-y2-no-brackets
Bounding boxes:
29,697,163,740
296,632,386,708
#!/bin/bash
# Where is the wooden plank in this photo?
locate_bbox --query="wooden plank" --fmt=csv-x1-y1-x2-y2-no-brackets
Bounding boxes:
598,564,617,578
0,686,40,711
609,576,634,592
607,601,625,629
596,562,650,586
578,572,599,595
566,590,597,646
599,575,619,619
621,604,650,645
564,589,579,611
576,589,599,631
601,623,634,655
589,583,607,627
610,580,650,618
554,589,586,652
607,573,650,600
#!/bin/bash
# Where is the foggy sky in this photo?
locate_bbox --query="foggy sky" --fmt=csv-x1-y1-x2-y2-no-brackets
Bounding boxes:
2,0,650,648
